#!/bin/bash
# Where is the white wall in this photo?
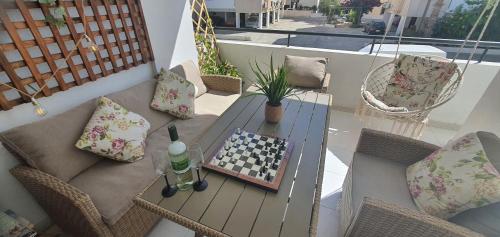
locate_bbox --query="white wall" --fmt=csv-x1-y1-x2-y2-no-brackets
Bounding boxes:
218,40,500,128
142,0,198,72
457,71,500,136
0,0,198,230
206,0,235,11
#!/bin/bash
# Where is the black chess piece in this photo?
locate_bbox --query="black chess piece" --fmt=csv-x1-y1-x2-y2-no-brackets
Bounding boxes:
161,175,177,198
265,172,272,182
259,170,263,176
271,162,278,170
255,158,262,165
193,167,208,192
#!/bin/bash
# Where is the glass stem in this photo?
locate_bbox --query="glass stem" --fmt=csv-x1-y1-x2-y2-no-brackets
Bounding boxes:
164,175,170,187
196,168,202,182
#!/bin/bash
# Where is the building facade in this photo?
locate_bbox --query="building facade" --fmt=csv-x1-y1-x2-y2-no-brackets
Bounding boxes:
206,0,285,28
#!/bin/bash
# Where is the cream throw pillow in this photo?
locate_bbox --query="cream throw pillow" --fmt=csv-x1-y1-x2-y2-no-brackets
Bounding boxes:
151,70,195,119
407,133,500,219
75,97,150,162
284,55,327,88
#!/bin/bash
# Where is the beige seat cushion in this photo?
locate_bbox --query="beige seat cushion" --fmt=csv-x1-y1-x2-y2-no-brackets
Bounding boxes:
195,90,240,116
0,80,174,182
170,60,207,98
69,90,239,225
351,152,417,212
0,100,100,182
284,55,327,89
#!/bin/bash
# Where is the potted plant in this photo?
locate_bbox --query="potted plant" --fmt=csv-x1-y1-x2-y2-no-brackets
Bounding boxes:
250,56,295,123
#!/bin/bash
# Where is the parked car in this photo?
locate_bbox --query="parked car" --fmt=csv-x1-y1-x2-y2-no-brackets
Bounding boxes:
364,21,386,34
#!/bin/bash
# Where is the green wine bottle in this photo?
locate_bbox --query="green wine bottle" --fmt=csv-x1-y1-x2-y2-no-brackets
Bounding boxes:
168,124,193,190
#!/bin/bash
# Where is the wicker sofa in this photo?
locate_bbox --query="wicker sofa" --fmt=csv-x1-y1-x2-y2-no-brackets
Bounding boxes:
1,70,242,237
340,128,500,237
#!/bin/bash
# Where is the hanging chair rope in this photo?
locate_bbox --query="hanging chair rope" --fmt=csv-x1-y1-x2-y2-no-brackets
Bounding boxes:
364,0,499,83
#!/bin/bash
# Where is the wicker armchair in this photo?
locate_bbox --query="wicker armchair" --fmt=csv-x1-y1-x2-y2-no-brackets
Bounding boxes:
7,75,242,237
340,128,484,237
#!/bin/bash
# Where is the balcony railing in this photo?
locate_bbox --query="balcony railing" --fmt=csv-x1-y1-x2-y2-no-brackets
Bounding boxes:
215,27,500,63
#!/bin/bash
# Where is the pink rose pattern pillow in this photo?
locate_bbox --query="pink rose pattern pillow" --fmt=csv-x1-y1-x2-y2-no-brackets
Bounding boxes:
407,133,500,219
151,70,195,119
75,97,150,162
382,54,458,111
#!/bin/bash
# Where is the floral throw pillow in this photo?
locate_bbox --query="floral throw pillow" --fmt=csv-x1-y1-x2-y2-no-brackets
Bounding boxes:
382,54,458,111
75,97,150,162
151,70,195,119
407,133,500,219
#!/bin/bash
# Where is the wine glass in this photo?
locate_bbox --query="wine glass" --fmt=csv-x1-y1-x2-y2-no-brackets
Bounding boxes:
152,150,177,197
189,143,208,191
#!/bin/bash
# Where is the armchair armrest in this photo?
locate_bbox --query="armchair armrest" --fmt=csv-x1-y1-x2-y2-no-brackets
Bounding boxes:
355,128,440,165
10,165,112,237
346,197,483,237
201,75,242,94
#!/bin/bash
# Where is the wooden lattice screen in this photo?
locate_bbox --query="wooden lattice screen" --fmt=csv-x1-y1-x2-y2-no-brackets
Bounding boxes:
189,0,217,63
0,0,154,111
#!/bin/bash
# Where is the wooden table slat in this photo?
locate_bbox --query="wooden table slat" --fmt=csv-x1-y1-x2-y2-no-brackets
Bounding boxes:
197,97,296,233
177,96,267,220
279,93,331,237
141,96,255,211
218,93,314,237
249,92,319,237
136,91,332,237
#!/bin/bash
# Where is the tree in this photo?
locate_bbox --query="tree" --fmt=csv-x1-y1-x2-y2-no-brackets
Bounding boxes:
432,0,500,41
422,0,445,37
319,0,339,15
339,0,381,25
319,0,340,23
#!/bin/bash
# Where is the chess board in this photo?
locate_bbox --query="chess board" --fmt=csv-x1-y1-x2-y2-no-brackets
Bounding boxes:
203,128,294,192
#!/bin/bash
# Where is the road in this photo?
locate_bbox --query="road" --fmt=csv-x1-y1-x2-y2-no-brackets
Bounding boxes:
216,15,373,51
215,14,500,63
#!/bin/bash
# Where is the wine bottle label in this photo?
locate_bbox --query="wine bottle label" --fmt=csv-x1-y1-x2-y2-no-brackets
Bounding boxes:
171,157,190,171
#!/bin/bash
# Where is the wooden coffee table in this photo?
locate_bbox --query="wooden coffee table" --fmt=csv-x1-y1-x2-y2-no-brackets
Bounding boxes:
134,91,331,237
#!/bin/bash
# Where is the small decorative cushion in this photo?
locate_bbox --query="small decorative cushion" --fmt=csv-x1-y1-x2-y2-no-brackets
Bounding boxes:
170,60,207,97
406,133,500,219
284,55,327,88
382,54,458,111
75,97,150,162
362,91,408,112
151,70,196,119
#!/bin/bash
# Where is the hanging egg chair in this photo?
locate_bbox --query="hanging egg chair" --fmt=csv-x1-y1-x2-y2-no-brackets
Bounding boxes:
356,0,499,138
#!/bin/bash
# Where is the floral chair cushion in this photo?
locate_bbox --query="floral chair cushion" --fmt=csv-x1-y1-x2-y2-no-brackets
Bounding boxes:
382,54,458,111
151,70,195,119
406,133,500,219
75,97,150,162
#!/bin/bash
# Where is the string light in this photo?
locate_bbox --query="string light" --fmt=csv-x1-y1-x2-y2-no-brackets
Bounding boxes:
84,34,99,52
31,98,47,117
0,0,99,116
